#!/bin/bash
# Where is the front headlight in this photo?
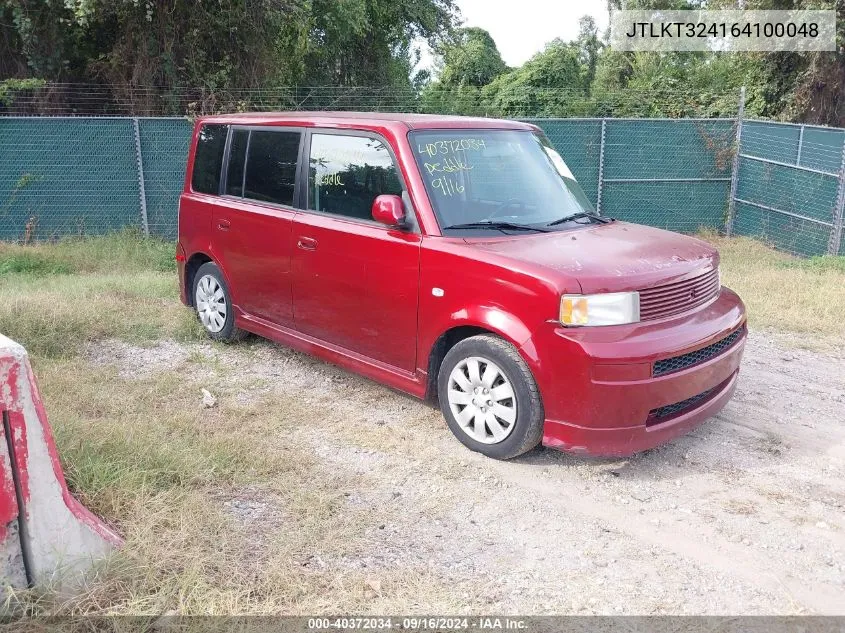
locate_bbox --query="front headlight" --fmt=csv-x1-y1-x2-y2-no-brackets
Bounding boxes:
560,292,640,326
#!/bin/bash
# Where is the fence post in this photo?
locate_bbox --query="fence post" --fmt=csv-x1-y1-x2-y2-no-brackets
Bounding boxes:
132,117,150,237
726,86,746,236
596,118,607,215
828,138,845,256
796,124,805,167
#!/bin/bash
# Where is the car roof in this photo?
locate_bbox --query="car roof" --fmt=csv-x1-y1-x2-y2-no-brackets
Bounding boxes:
198,111,536,131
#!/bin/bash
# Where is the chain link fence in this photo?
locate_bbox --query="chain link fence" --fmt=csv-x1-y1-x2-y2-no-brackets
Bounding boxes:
0,83,742,120
729,118,845,256
135,118,194,236
1,93,844,256
0,116,191,240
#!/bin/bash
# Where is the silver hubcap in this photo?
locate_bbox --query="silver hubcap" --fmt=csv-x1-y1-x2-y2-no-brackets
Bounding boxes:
195,274,227,333
447,356,517,445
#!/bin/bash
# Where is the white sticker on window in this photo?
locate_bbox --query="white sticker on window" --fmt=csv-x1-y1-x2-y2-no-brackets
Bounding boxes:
544,147,576,181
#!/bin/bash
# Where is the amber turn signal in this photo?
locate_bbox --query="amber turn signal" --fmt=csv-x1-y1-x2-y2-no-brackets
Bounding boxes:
560,292,640,327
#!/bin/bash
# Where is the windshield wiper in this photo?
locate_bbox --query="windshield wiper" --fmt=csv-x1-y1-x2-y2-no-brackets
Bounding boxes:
444,221,550,233
546,211,613,226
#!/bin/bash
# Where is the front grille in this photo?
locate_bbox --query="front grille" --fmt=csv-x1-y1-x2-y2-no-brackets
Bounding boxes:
646,375,737,425
648,388,716,422
653,326,745,377
639,268,720,321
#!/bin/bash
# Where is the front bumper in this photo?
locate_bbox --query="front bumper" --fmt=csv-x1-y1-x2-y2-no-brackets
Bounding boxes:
523,288,747,457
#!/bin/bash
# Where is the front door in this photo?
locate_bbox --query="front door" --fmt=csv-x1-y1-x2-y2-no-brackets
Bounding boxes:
291,131,421,373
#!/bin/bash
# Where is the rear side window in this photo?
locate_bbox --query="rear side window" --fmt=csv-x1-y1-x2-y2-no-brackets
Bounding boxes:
243,130,301,206
191,124,228,194
225,129,249,197
308,133,402,221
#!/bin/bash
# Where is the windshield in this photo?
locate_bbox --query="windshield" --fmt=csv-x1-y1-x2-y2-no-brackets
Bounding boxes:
410,129,596,235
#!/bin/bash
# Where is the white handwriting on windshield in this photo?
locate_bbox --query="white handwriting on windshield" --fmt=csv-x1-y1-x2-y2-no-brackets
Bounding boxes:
431,176,465,197
424,157,473,175
418,138,486,157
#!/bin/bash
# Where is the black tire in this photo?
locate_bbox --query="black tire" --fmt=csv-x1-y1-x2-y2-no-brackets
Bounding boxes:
437,334,544,460
192,262,247,343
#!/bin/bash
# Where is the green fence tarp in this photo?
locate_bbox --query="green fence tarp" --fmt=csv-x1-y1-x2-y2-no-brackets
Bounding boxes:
733,121,844,256
0,118,140,240
137,118,193,238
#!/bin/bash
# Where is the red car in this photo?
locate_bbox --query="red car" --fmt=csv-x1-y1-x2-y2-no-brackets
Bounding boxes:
177,113,746,460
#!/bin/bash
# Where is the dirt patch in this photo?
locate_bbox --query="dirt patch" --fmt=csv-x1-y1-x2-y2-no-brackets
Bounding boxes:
85,330,845,614
212,485,288,527
84,339,192,378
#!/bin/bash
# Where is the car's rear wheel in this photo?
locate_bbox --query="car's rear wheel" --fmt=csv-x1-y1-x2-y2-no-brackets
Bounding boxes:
437,334,544,460
192,262,246,342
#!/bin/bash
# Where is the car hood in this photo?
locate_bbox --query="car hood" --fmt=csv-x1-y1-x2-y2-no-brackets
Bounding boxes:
464,221,719,294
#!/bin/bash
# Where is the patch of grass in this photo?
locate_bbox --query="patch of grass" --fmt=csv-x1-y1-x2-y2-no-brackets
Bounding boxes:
0,251,71,276
39,364,307,519
0,272,202,358
701,231,845,340
0,229,176,275
776,254,845,274
0,233,196,358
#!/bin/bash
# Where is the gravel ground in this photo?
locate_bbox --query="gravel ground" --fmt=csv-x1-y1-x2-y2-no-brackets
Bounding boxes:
86,330,845,615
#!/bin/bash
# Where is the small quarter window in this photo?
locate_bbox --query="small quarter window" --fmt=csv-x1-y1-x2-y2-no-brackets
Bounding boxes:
225,129,249,197
243,130,301,206
308,134,402,221
191,124,228,194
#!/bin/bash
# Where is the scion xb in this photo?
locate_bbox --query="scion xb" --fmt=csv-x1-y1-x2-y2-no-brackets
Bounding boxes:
177,113,746,460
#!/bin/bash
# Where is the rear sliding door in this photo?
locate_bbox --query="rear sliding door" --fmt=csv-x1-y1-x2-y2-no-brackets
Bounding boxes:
211,126,302,328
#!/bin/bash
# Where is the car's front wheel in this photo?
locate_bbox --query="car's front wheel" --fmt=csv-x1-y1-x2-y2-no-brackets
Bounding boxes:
192,262,246,342
437,334,544,460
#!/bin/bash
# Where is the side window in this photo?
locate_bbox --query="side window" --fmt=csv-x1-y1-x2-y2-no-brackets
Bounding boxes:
308,134,402,221
243,130,301,206
225,129,249,196
191,124,228,194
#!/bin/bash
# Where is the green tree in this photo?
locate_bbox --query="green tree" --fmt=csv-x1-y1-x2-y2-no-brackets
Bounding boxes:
483,39,592,117
576,16,602,91
0,0,458,113
419,27,507,116
1,0,312,111
435,27,508,87
597,0,843,124
303,0,456,87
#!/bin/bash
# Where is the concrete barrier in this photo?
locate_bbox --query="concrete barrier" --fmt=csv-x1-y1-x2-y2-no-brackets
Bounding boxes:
0,334,121,593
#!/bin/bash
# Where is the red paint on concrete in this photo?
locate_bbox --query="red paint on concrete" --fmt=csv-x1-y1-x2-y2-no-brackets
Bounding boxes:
0,335,121,589
0,420,17,541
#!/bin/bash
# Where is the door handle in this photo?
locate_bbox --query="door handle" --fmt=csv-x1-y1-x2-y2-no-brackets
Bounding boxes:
297,236,318,251
217,219,231,231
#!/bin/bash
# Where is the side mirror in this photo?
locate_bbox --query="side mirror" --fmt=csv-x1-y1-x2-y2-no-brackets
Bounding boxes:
372,194,406,227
